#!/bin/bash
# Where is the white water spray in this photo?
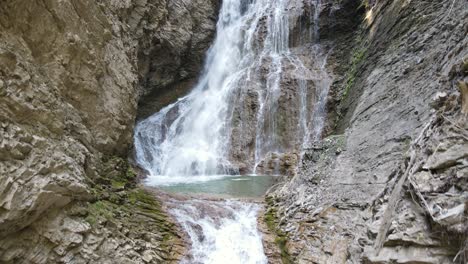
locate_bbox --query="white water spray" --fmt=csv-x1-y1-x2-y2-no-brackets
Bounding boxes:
135,0,247,179
170,200,267,264
135,0,332,182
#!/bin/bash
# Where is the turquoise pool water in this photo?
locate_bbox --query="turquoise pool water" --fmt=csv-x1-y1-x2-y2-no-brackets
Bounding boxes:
156,175,281,198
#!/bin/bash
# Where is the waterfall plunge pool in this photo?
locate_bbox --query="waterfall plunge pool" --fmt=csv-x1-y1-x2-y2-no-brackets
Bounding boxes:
148,175,281,263
145,175,282,198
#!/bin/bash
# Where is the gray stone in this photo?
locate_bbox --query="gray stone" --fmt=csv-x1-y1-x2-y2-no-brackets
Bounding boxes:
264,0,468,263
423,144,468,170
0,0,212,262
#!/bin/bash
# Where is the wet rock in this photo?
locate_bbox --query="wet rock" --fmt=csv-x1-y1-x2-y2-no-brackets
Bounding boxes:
255,152,299,176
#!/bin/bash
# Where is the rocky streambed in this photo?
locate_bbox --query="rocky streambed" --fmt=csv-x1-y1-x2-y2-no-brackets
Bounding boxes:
142,175,286,264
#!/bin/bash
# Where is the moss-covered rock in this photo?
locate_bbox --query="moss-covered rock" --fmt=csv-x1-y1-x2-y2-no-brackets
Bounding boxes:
264,196,293,264
82,156,186,263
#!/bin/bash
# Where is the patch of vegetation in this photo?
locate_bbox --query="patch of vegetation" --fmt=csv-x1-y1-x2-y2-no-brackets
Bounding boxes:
322,134,346,150
342,44,367,100
111,180,126,189
85,200,115,225
83,156,181,259
265,196,293,264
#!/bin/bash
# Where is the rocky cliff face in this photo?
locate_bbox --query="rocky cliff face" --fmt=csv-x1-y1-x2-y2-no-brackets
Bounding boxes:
266,0,468,263
136,0,219,119
0,0,217,263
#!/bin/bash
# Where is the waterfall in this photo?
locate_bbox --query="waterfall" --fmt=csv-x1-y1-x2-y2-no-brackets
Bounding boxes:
134,0,332,182
135,0,247,180
134,0,332,263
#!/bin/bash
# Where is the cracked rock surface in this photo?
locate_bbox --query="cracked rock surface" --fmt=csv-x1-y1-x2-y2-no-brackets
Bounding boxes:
0,0,217,263
265,0,467,263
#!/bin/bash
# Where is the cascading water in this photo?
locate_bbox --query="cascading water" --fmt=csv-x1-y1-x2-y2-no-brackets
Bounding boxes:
135,0,332,180
134,0,331,262
135,0,248,180
169,200,267,264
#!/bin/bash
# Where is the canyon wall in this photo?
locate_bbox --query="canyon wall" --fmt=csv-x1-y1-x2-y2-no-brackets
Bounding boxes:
0,0,217,263
267,0,468,263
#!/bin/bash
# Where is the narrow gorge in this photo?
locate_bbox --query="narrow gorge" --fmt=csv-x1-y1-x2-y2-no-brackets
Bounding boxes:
0,0,467,264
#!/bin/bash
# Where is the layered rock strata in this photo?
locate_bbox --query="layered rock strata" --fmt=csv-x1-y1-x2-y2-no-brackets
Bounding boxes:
0,0,217,262
265,0,468,263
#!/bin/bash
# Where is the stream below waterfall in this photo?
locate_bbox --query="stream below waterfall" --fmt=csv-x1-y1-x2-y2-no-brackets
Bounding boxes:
152,175,277,263
166,197,269,264
134,0,330,262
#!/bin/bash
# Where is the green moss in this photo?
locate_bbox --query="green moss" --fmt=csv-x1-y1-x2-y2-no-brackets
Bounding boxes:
275,235,290,263
85,200,115,225
84,156,181,259
342,46,366,100
128,189,159,207
264,209,277,231
126,166,136,179
111,180,126,189
264,196,293,264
